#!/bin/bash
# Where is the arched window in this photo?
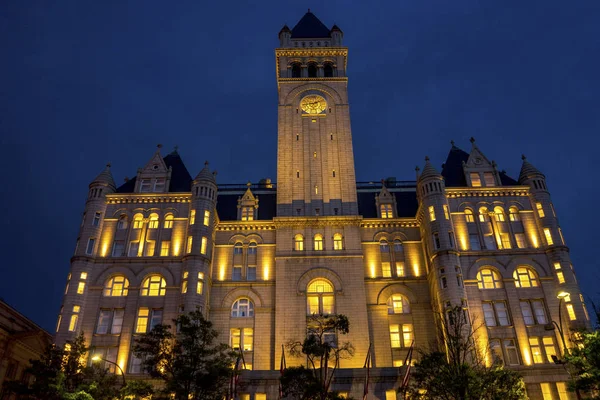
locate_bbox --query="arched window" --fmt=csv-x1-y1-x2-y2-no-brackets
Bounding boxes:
380,240,389,253
148,213,159,229
333,233,343,250
393,239,403,252
513,267,539,288
291,62,301,78
494,207,506,222
307,62,318,78
117,215,128,230
314,234,323,251
323,62,334,77
232,298,254,317
248,242,257,255
478,207,489,223
133,213,144,229
476,268,503,289
294,234,304,251
104,276,129,297
509,207,520,222
464,209,475,223
307,279,334,315
164,214,174,229
140,275,166,296
387,294,410,314
233,242,243,255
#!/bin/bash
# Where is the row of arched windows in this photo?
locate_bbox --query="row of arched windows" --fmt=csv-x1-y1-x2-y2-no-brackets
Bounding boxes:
294,234,343,251
379,239,404,253
117,213,175,230
476,266,540,289
290,62,335,78
103,274,167,297
464,206,521,223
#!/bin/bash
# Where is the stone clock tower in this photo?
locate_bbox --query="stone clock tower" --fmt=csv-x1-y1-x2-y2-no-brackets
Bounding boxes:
275,11,357,217
273,11,370,369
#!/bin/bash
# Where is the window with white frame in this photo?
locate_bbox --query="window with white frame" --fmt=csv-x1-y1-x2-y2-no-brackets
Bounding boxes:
333,233,343,250
104,276,129,297
294,234,304,251
230,328,253,351
93,212,101,226
482,302,510,326
520,299,547,325
306,279,334,315
140,275,166,296
513,266,539,288
232,298,254,318
381,204,393,219
477,268,503,289
387,294,410,314
389,324,413,348
314,234,324,251
96,309,124,334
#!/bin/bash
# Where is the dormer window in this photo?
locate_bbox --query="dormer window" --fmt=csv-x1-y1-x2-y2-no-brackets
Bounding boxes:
140,179,152,192
241,207,254,221
154,178,166,192
483,172,495,187
381,204,393,219
470,173,482,187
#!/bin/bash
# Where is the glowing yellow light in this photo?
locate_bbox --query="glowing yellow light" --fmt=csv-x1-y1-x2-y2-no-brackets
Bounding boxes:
101,242,109,257
91,355,101,361
369,263,376,279
219,263,225,281
263,264,270,280
413,263,420,277
522,345,532,366
557,291,570,300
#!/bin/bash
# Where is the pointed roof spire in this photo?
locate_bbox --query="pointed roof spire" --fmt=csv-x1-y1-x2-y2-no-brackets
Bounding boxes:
194,160,216,183
90,163,116,188
419,156,441,181
518,155,545,183
291,10,331,38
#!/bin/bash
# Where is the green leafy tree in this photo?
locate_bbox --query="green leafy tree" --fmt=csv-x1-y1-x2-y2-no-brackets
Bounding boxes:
120,380,155,400
132,309,235,400
565,302,600,398
281,314,355,400
406,306,527,400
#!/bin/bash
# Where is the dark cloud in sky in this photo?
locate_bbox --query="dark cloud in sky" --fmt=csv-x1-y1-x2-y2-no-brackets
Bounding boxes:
1,0,599,330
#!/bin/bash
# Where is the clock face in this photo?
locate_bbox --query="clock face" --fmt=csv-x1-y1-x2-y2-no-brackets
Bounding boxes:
300,95,327,114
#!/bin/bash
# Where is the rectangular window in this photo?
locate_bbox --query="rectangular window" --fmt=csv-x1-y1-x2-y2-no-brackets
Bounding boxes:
86,238,95,255
241,207,254,221
532,300,548,322
197,272,204,295
556,383,569,400
232,266,242,281
144,241,155,257
429,206,436,221
128,241,139,257
112,240,125,257
483,235,496,250
433,233,440,250
520,301,535,325
500,233,511,249
382,262,391,278
558,228,565,245
515,233,527,249
243,328,254,351
160,241,170,256
189,209,196,225
495,302,510,326
541,383,553,400
556,271,565,284
150,309,163,331
140,179,152,193
93,212,101,226
529,337,544,363
322,296,334,315
389,324,401,348
203,210,210,226
381,204,393,219
469,234,481,250
307,297,319,315
56,315,62,332
255,394,266,400
470,172,482,187
111,309,124,334
536,202,545,218
135,308,149,333
443,205,450,219
483,172,495,187
128,352,143,373
186,236,193,254
482,303,497,326
200,237,207,255
395,262,405,277
402,324,413,346
544,228,554,245
77,282,85,294
386,390,397,400
465,212,475,223
247,266,256,281
153,178,165,192
489,339,503,364
543,337,557,363
96,310,111,334
503,339,520,365
566,304,576,320
69,305,80,332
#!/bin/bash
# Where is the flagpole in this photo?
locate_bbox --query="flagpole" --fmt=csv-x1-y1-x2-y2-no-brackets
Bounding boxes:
363,342,372,400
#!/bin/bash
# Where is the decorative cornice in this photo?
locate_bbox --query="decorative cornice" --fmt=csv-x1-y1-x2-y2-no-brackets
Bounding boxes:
273,216,362,228
361,218,419,229
278,77,348,83
445,186,529,198
276,48,348,58
216,221,276,231
105,193,191,205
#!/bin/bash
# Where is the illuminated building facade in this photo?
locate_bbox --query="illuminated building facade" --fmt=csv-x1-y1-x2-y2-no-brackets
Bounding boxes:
55,10,590,400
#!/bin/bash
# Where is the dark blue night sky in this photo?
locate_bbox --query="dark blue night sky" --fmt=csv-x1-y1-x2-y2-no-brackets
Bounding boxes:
1,1,599,331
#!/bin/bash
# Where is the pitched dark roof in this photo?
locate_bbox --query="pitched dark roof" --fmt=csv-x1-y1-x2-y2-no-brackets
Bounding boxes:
499,171,518,185
441,145,469,187
357,189,419,218
291,11,331,38
216,191,277,221
115,151,193,193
